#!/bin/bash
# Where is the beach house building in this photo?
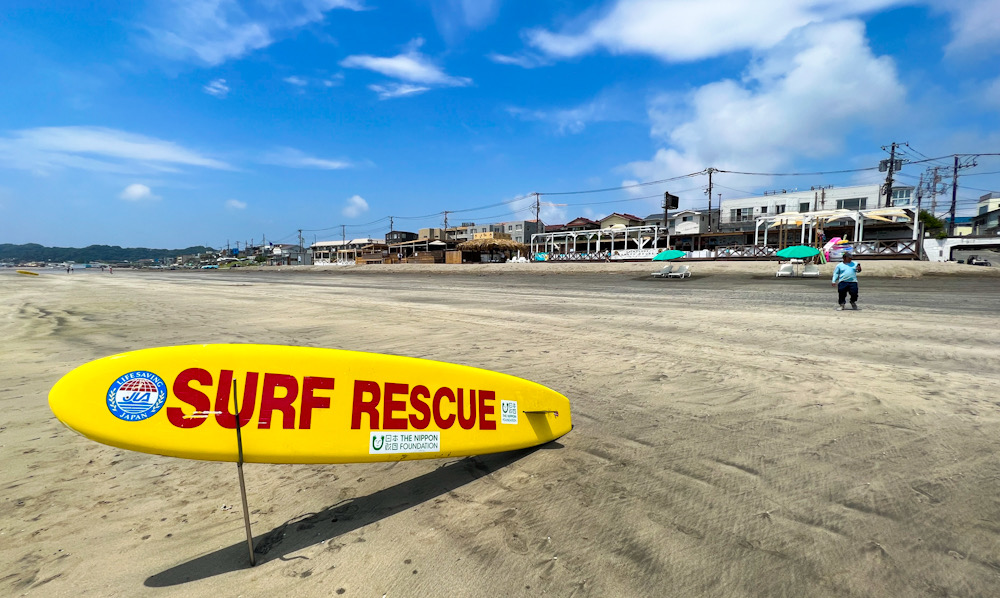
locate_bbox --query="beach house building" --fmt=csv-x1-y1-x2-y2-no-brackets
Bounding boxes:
972,192,1000,235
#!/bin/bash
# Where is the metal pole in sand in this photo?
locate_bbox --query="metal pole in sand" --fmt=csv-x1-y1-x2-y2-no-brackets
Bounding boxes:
232,379,256,567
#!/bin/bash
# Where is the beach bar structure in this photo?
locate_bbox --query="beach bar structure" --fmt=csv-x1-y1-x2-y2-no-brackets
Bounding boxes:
530,224,666,260
750,206,921,257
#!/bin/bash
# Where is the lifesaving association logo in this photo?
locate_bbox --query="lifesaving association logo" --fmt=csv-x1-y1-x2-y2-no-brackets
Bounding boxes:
107,371,168,421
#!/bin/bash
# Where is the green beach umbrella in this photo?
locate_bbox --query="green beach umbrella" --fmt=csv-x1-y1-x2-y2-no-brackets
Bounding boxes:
775,245,821,259
653,249,686,261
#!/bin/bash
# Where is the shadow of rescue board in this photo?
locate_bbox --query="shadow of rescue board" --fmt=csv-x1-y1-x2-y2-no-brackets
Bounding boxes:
49,344,572,464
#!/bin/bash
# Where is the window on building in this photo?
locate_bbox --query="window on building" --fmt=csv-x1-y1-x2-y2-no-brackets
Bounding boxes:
800,202,811,212
508,225,513,231
760,206,768,214
730,208,753,222
891,188,912,206
682,216,692,222
775,205,785,214
836,198,867,210
516,224,522,230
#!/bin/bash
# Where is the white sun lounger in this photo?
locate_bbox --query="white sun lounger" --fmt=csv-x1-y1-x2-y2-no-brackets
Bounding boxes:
775,264,794,277
651,265,674,277
666,264,691,278
802,264,820,277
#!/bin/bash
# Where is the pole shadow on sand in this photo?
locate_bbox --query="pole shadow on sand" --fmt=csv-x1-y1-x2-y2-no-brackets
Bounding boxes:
144,445,557,587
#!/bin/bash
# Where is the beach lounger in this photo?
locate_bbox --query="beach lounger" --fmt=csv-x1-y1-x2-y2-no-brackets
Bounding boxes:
666,264,691,278
802,264,820,277
775,264,794,277
651,265,674,277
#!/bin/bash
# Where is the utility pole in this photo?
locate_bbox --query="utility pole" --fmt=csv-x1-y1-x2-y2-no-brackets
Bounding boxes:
947,155,978,235
880,142,901,208
534,193,540,224
389,216,394,235
929,167,941,215
442,211,450,240
705,167,716,232
949,155,959,236
297,230,303,263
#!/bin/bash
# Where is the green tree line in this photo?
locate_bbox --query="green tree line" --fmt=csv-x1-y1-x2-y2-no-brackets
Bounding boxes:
0,243,216,263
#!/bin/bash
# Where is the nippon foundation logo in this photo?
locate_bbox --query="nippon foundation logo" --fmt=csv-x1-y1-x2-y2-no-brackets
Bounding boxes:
107,371,168,421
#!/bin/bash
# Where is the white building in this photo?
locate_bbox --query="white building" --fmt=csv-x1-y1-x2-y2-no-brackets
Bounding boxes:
719,184,914,228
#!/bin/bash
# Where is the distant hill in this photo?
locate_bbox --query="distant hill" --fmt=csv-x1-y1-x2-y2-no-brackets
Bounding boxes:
0,243,216,263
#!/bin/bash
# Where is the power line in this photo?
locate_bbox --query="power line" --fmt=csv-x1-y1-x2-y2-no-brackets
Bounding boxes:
538,171,705,195
715,166,879,176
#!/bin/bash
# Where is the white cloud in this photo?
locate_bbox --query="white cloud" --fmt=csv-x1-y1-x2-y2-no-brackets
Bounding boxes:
625,20,904,196
226,198,247,209
340,38,472,94
487,52,551,69
429,0,500,40
342,194,368,217
203,78,230,97
938,0,1000,56
369,83,431,100
142,0,365,66
261,147,353,169
284,75,307,86
0,126,232,174
119,183,159,201
507,90,633,134
526,0,908,63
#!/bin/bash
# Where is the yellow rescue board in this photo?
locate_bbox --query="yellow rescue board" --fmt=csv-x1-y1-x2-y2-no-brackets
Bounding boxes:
16,270,40,276
49,344,571,464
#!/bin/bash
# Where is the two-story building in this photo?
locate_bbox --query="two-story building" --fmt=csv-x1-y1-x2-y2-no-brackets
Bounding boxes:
972,192,1000,235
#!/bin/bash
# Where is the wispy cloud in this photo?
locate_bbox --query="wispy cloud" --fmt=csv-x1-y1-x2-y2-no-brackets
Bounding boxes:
226,198,247,209
203,78,230,97
0,126,232,174
341,38,471,98
507,90,635,134
429,0,501,41
119,183,160,201
261,147,354,170
342,194,368,217
141,0,365,66
283,75,308,86
487,52,551,69
369,83,431,99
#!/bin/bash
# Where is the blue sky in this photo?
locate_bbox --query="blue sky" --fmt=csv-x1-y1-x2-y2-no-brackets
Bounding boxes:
1,0,998,248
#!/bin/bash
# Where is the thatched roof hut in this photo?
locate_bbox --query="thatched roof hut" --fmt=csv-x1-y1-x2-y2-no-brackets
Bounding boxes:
456,238,529,254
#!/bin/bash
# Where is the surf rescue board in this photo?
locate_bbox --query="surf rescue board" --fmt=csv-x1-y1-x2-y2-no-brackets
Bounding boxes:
49,344,571,464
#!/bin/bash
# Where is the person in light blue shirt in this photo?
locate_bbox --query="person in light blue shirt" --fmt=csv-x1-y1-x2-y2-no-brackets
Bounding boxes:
831,252,862,310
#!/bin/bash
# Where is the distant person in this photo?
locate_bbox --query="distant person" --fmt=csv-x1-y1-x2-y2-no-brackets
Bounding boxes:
831,252,862,311
109,266,113,274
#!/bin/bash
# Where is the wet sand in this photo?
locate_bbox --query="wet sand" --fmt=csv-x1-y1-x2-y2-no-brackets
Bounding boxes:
2,263,999,597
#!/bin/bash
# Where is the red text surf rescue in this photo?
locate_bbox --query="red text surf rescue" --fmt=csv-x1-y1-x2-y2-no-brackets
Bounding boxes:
168,368,498,431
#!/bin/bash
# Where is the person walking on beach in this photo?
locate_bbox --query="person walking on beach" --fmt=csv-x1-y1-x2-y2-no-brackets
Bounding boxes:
831,252,861,310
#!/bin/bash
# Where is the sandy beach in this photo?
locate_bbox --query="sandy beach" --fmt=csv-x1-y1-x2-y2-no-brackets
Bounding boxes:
2,262,1000,597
